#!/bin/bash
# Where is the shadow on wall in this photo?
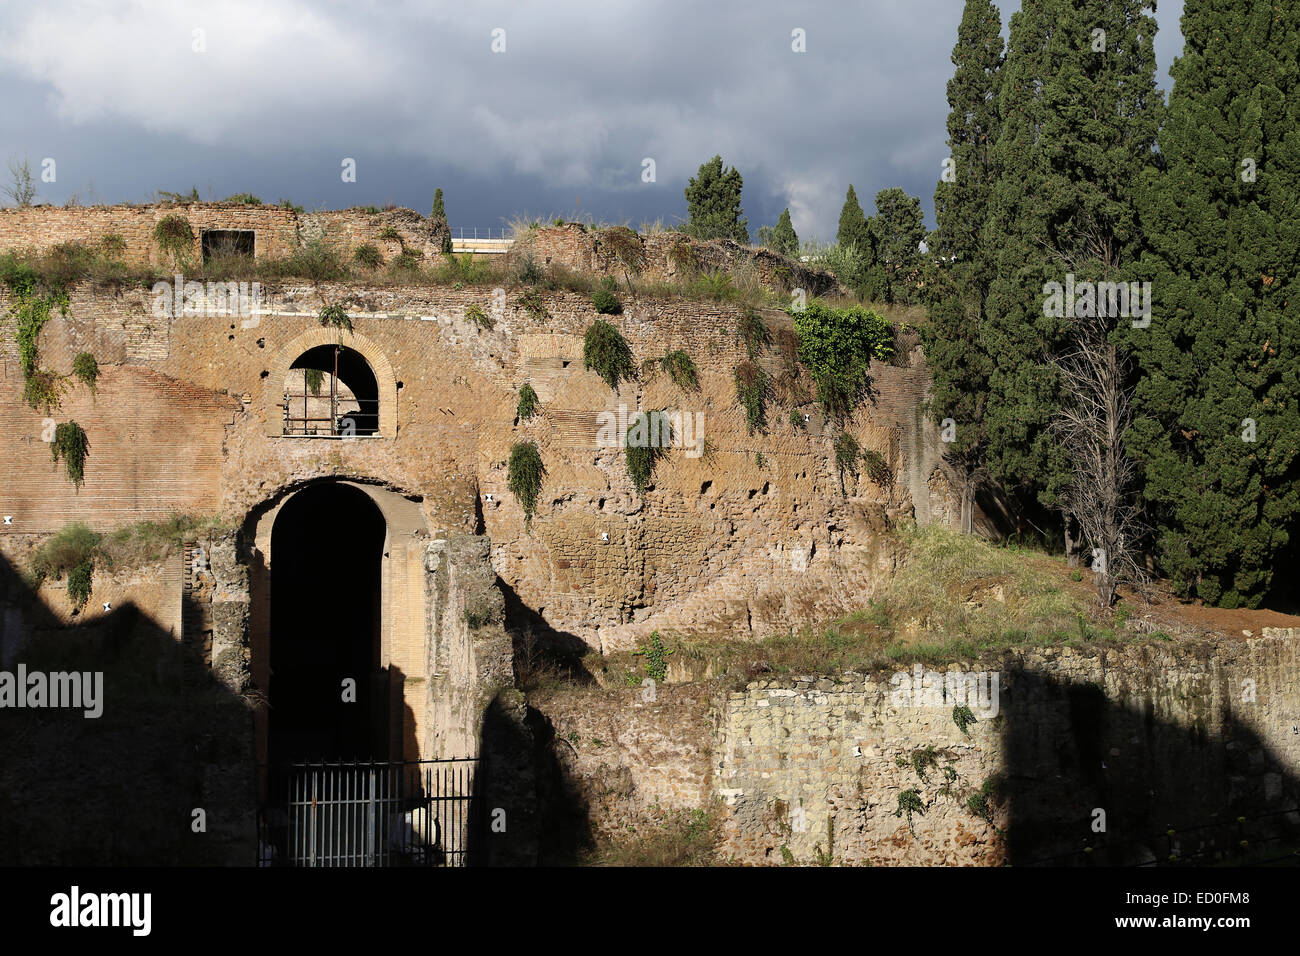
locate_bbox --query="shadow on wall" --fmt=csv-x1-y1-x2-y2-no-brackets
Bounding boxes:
998,662,1300,866
0,551,256,865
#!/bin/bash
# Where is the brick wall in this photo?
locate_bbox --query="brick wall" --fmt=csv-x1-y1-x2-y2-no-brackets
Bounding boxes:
0,202,440,267
1,275,959,649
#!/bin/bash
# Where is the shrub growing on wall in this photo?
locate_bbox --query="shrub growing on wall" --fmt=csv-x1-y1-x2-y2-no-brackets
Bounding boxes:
517,382,540,420
861,449,891,486
659,350,698,390
152,214,194,266
318,303,352,334
834,431,860,496
583,319,634,389
738,309,770,360
51,421,90,488
592,288,622,315
23,370,63,413
30,522,102,613
792,301,893,420
734,361,766,432
625,410,672,496
507,441,544,525
353,243,384,269
72,352,99,394
466,304,495,330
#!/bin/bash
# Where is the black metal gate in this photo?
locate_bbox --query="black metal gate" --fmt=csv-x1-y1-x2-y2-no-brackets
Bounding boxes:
257,759,478,867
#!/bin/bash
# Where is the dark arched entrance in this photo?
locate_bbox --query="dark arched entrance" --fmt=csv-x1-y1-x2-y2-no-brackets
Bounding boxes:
268,482,387,765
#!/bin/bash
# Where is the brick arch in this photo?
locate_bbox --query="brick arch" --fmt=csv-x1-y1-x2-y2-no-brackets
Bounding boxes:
265,326,398,438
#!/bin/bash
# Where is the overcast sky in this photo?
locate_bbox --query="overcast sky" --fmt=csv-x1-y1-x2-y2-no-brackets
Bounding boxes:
0,1,1184,242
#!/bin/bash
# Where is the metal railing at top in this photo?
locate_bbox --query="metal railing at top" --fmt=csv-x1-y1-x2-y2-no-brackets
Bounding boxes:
450,227,514,241
257,758,480,867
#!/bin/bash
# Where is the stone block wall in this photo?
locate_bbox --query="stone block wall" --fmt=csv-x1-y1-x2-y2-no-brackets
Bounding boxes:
531,633,1300,866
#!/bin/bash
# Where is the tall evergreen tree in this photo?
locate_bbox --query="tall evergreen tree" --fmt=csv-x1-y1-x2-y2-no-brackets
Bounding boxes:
870,187,926,302
431,187,446,221
837,185,872,252
982,0,1163,532
923,0,1004,531
1127,0,1300,606
684,155,749,243
770,207,798,257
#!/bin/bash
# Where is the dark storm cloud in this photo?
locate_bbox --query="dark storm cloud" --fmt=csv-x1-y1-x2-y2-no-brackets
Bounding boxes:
0,1,1183,240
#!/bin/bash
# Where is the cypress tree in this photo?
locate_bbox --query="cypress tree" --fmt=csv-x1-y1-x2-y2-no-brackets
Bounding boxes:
982,0,1162,525
870,187,926,303
770,208,798,258
836,185,871,252
431,187,446,221
1127,0,1300,606
923,0,1004,531
684,155,749,243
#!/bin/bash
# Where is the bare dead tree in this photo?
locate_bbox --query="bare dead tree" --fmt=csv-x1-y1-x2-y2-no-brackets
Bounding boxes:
1051,313,1146,608
4,156,36,207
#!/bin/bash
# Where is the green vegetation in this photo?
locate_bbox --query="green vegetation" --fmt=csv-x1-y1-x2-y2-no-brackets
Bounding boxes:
591,288,622,315
635,630,673,682
792,301,893,420
23,370,62,413
895,790,924,830
683,155,749,243
516,289,549,319
583,319,634,389
757,207,799,258
833,431,860,493
507,441,544,525
71,352,99,394
318,303,352,334
51,421,89,488
953,704,977,735
517,382,540,421
466,304,494,330
734,361,766,432
304,368,324,395
737,309,769,359
625,410,671,496
30,523,101,608
861,448,890,486
353,243,383,268
99,234,126,259
224,192,262,205
152,214,194,266
659,350,698,390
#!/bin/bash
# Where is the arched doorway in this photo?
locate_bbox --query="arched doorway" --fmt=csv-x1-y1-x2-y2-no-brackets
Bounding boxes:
284,344,380,436
268,482,387,764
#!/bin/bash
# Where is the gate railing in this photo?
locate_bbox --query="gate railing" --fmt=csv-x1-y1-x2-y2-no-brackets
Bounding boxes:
257,758,479,867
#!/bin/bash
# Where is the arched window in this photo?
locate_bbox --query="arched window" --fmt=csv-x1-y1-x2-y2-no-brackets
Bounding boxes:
282,344,380,436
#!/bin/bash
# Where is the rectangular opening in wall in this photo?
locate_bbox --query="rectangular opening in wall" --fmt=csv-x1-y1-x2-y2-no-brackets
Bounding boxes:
202,229,255,262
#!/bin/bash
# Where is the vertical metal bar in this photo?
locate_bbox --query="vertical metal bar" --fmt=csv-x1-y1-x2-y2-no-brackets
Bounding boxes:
366,764,376,867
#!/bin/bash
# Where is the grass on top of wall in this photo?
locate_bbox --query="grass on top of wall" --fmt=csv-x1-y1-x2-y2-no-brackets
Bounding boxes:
589,526,1148,686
